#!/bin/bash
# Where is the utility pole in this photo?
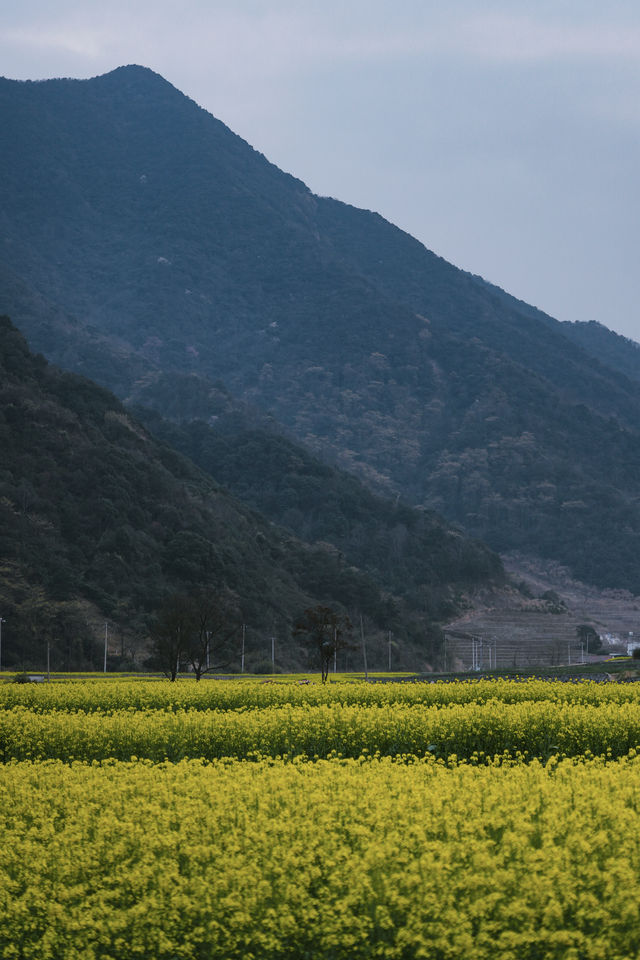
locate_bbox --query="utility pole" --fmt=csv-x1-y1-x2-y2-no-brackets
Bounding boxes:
271,636,275,669
489,637,497,671
0,617,5,672
388,630,392,672
103,622,109,673
360,614,368,680
333,627,337,674
471,636,484,672
47,639,51,683
241,624,245,674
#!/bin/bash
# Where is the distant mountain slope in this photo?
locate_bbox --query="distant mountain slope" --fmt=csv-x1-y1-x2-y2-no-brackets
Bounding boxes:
558,321,640,384
0,316,497,670
137,409,502,609
3,66,640,591
471,275,640,384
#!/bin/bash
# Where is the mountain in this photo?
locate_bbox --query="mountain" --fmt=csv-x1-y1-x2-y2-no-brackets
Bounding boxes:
0,316,498,670
3,66,640,591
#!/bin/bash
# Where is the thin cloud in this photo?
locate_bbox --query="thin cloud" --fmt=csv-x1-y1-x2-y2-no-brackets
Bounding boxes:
4,7,640,84
458,13,640,62
0,25,105,59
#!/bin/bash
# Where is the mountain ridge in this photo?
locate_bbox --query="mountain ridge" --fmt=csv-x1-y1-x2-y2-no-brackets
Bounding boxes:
3,66,640,592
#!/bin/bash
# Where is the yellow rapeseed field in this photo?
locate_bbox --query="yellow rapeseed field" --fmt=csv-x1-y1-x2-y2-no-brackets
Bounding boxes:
2,698,640,761
2,676,640,713
2,678,639,958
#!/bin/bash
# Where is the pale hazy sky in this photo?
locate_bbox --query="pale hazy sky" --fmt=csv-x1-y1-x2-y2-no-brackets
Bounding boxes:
2,1,639,340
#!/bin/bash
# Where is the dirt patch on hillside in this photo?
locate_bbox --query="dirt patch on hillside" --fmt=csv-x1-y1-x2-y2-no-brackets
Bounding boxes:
443,553,640,670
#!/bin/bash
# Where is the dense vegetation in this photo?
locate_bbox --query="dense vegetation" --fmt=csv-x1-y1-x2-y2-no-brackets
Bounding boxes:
4,691,640,763
0,318,496,670
3,66,640,590
138,411,501,608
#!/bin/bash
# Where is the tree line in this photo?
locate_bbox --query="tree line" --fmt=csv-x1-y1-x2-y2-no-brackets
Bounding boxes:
149,591,354,683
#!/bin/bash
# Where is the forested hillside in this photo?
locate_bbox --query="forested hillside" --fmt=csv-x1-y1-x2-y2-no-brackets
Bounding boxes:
138,409,501,608
3,66,640,590
0,317,498,669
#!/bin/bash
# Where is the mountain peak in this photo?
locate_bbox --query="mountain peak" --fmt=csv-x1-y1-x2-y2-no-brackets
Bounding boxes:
98,64,167,83
0,64,175,100
92,64,179,94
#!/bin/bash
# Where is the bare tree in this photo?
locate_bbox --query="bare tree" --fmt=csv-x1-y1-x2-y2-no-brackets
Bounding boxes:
150,595,195,681
185,589,240,680
293,606,353,682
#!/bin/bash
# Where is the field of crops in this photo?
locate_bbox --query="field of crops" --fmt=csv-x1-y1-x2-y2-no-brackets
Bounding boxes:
2,677,640,959
3,675,640,712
